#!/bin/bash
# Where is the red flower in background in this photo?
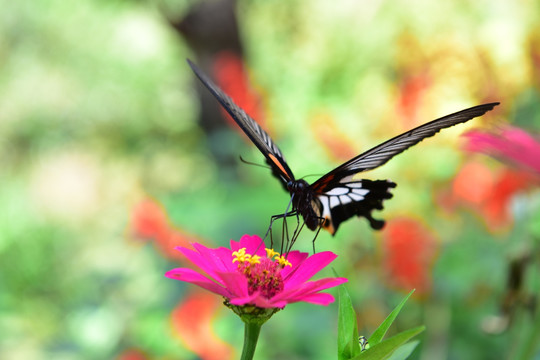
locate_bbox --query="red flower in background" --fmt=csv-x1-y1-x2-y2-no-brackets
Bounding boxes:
130,199,235,359
130,198,196,262
171,290,235,360
212,51,267,131
439,127,540,231
464,126,540,175
310,113,358,162
396,72,432,129
381,217,438,296
438,161,537,232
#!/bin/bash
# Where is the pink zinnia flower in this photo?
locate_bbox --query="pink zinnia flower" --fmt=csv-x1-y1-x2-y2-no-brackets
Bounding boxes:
165,234,347,309
464,126,540,175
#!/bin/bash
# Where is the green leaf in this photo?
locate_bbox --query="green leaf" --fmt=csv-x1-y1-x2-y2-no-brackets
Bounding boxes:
368,290,415,345
354,326,425,360
337,283,360,360
386,340,421,360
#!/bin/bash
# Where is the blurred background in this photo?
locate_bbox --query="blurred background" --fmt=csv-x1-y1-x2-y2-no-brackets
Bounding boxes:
1,0,540,359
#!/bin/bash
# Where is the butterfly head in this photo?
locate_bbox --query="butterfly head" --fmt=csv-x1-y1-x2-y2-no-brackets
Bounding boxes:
287,179,309,194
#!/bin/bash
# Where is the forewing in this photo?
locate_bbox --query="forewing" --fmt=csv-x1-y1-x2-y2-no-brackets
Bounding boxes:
312,102,499,191
187,59,295,186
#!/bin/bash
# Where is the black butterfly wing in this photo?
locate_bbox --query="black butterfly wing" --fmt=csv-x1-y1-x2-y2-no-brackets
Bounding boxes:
311,102,499,234
187,59,295,187
312,179,396,234
313,102,500,188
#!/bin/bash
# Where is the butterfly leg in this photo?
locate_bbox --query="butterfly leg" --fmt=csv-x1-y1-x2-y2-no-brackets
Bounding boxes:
281,210,304,255
286,221,306,254
264,195,296,245
311,225,323,253
309,217,327,253
263,211,298,249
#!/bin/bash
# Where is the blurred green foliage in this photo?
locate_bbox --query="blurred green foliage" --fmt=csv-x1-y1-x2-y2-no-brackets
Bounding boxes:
1,0,540,359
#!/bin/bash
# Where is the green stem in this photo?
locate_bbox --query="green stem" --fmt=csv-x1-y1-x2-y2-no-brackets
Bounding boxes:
514,306,540,360
240,320,262,360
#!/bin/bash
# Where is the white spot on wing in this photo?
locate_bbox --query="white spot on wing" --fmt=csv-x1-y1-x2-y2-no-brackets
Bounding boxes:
339,174,357,183
352,188,369,196
326,187,349,196
339,195,352,204
318,196,331,218
329,196,340,208
349,192,365,201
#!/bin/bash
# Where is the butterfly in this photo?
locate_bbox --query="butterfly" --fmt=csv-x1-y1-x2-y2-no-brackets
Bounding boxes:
187,59,499,236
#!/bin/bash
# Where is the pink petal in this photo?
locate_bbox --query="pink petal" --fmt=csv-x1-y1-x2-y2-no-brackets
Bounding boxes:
246,293,288,308
228,234,267,257
230,292,287,309
301,277,348,295
165,268,230,297
216,271,249,298
228,292,261,306
256,297,287,308
277,277,347,302
192,243,235,273
214,246,238,272
280,251,309,278
283,251,338,287
229,239,242,251
464,128,540,174
291,292,336,306
239,234,267,256
177,246,224,281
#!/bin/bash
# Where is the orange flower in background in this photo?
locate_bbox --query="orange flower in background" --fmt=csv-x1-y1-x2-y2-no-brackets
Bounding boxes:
445,127,540,231
130,198,195,262
381,217,438,296
311,113,358,162
481,169,537,228
171,290,235,360
439,161,537,232
212,51,267,131
396,72,432,129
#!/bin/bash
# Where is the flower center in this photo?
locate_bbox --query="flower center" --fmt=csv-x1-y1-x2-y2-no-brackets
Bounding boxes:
232,248,291,299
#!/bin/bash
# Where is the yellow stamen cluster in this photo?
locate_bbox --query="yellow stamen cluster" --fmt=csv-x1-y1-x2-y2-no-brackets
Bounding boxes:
276,256,292,268
232,246,290,299
265,248,279,259
232,247,292,268
232,248,261,265
265,248,292,268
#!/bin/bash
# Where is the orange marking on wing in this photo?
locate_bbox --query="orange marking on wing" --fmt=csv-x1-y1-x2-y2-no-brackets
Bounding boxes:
315,174,335,193
268,153,290,179
322,216,335,234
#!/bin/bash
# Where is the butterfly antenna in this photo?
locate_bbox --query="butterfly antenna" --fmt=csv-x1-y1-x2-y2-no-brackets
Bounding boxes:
239,155,271,170
299,173,325,181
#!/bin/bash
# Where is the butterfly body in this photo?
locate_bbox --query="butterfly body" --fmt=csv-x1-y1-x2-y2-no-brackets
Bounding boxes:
287,178,321,230
286,176,397,233
187,59,499,236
